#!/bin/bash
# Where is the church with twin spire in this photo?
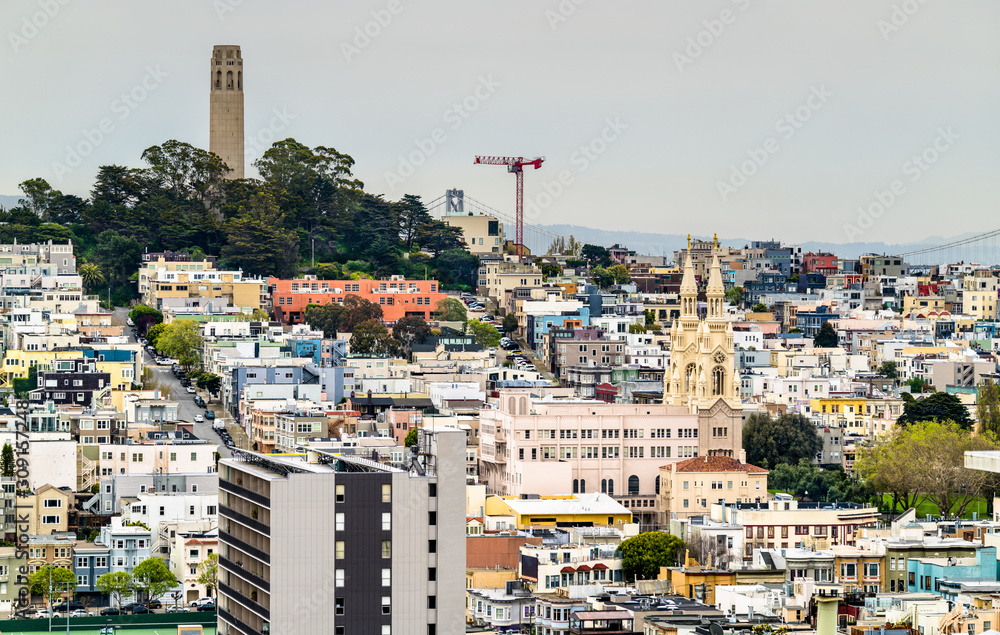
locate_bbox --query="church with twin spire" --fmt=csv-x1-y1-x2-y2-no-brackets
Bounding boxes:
664,243,745,459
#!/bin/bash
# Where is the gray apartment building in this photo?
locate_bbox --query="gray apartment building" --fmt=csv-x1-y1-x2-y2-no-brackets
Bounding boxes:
217,427,465,635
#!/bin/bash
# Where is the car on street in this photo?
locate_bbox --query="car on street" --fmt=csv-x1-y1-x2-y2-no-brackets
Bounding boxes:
53,601,86,613
196,603,216,612
146,600,162,609
204,410,215,419
69,609,93,618
32,610,51,618
166,605,190,613
189,597,215,607
194,415,204,422
99,607,120,616
186,386,196,394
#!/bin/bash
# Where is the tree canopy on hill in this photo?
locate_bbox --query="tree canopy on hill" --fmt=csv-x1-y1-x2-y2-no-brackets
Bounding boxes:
742,413,823,469
5,138,481,305
896,391,973,429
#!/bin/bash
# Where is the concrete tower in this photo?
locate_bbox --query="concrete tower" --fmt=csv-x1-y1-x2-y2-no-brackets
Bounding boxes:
209,45,244,179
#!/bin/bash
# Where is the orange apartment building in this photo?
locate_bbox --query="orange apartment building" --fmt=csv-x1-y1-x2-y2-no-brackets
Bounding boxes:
267,277,447,324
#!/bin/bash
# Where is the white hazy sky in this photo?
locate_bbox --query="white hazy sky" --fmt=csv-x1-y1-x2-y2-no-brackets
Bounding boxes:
2,0,998,244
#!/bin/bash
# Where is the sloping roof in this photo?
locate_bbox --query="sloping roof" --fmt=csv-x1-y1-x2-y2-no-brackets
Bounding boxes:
671,455,768,474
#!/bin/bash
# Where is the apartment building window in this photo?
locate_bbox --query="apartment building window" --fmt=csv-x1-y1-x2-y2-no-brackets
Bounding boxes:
382,512,391,530
382,484,391,502
335,569,345,587
382,568,391,586
42,515,59,524
335,541,345,559
428,540,436,553
382,596,391,615
335,597,345,615
429,483,436,497
428,567,436,581
336,513,345,531
429,511,436,525
336,485,345,503
382,540,392,558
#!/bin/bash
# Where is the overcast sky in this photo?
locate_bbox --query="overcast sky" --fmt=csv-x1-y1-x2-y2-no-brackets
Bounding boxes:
2,0,997,245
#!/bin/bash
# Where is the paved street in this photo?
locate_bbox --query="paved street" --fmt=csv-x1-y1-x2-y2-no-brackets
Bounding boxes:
125,325,232,459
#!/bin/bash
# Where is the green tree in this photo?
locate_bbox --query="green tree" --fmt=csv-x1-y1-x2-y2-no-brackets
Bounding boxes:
146,323,166,349
581,244,611,266
813,322,839,347
18,177,56,218
436,298,467,322
96,571,134,610
413,220,465,255
617,532,684,581
350,320,402,357
141,140,231,207
78,263,105,293
433,249,480,288
897,391,974,429
304,303,346,338
392,317,431,358
156,319,204,369
768,459,871,504
196,553,218,598
220,191,299,278
404,428,418,447
742,413,823,469
196,373,222,400
341,294,384,331
95,230,143,291
644,310,656,327
0,443,13,478
132,557,178,603
977,379,1000,436
751,302,767,313
854,428,924,514
906,376,930,393
502,314,518,335
589,265,614,289
467,319,501,348
13,365,38,399
314,263,343,280
608,263,631,285
392,194,432,249
725,286,745,307
129,305,164,336
27,563,76,604
878,361,898,379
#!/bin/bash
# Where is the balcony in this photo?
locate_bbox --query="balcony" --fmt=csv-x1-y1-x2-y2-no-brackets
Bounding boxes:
219,479,270,508
219,581,270,620
220,505,270,536
219,607,265,635
220,530,270,564
219,554,270,592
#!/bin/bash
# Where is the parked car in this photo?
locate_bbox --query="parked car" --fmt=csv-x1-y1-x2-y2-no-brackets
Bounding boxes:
99,607,120,616
53,601,85,612
122,603,149,614
32,610,51,619
69,609,93,618
194,415,204,423
186,386,196,394
196,603,216,612
166,605,190,613
146,600,162,609
189,597,215,607
204,410,215,420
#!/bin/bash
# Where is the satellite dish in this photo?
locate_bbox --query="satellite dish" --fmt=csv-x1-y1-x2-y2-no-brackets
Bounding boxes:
711,623,725,635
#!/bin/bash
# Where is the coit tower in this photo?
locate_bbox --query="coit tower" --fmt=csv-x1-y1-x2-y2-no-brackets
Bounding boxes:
209,45,244,179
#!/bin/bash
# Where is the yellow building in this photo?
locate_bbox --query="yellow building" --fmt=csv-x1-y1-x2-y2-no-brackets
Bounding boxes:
484,493,632,529
139,253,217,303
1,350,136,391
833,547,884,593
441,213,503,255
902,295,949,318
962,270,999,320
147,269,266,311
658,554,736,604
659,455,769,522
24,485,73,536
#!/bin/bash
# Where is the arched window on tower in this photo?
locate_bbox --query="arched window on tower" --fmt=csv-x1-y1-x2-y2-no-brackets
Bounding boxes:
237,71,242,90
226,70,234,89
580,479,586,493
607,479,614,495
684,363,696,393
573,479,579,494
215,70,221,90
627,475,639,495
601,479,607,494
712,366,726,396
655,475,660,494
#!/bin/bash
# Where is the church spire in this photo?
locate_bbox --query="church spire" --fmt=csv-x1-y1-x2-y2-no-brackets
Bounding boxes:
680,252,697,318
706,249,725,320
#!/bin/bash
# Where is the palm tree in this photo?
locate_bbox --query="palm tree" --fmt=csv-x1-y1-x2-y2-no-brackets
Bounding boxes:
78,263,105,293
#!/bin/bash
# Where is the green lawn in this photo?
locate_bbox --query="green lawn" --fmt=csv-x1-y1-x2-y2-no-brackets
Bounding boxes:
880,495,991,520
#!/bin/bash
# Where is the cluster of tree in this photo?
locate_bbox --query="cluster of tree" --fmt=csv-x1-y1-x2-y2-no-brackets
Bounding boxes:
854,421,999,517
7,138,482,306
768,459,873,504
545,235,582,257
616,531,685,581
978,379,1000,435
152,319,204,369
742,413,823,469
897,391,973,428
467,319,501,348
304,294,386,337
129,305,163,337
589,263,631,289
813,322,839,347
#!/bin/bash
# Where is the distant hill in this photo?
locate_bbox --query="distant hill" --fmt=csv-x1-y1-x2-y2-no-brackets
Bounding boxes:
0,195,19,210
540,224,977,261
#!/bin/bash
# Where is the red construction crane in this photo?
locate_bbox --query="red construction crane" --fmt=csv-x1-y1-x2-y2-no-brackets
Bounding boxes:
474,155,545,258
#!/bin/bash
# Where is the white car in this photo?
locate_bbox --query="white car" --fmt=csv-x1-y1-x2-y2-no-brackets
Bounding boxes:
189,597,215,607
194,415,204,423
186,387,196,394
32,610,51,618
69,609,93,618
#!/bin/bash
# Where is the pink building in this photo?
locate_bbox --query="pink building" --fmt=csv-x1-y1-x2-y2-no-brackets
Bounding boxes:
385,408,422,446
